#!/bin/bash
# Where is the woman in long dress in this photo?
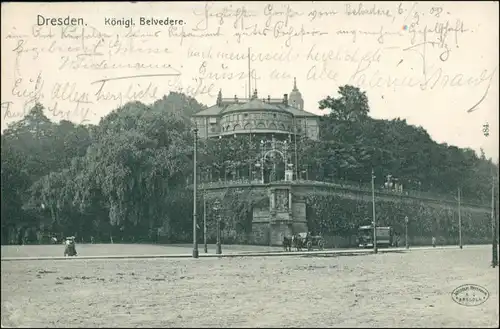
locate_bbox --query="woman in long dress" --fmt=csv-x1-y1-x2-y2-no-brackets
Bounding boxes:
64,237,77,256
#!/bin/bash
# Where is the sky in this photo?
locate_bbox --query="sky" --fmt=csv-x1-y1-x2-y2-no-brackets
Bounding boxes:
1,1,498,161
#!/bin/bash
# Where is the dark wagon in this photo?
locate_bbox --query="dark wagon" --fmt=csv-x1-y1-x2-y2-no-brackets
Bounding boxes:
295,232,325,251
357,226,394,248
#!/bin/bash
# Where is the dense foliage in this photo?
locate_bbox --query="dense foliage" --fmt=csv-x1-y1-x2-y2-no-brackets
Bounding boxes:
305,194,491,247
1,86,497,245
1,93,206,244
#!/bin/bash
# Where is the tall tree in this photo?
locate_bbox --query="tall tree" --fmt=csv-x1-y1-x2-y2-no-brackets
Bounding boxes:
319,85,370,123
1,137,31,243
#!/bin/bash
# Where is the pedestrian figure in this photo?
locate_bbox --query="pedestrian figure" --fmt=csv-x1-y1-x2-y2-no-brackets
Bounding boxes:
64,236,77,256
432,236,436,248
90,236,94,244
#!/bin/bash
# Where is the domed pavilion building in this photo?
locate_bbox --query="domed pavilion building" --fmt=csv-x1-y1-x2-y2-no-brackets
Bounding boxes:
192,79,321,246
193,78,319,142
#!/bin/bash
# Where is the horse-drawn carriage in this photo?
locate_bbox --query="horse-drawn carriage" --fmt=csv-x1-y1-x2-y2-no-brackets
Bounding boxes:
296,232,325,251
283,232,325,251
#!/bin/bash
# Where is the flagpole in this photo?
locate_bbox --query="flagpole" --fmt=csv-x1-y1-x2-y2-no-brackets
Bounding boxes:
248,48,251,99
294,119,298,180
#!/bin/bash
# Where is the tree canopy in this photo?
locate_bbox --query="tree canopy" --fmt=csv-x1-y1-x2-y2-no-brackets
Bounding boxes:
1,87,497,245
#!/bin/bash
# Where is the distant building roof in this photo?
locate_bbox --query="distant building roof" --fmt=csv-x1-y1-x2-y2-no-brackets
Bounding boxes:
194,99,319,117
222,99,284,114
275,104,318,117
194,105,224,116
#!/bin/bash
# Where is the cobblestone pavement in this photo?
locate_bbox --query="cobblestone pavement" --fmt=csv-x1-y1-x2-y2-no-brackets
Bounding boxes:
1,246,499,328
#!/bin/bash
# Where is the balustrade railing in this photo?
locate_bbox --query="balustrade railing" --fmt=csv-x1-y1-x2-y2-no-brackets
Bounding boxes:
193,178,489,208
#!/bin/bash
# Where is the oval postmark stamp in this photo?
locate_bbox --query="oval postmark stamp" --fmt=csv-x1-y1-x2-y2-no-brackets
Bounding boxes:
451,284,490,306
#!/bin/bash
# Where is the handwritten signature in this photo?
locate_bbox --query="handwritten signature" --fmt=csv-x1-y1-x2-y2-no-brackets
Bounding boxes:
192,3,256,31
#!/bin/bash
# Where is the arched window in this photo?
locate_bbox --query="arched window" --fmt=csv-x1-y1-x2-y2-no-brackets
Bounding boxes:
233,124,241,131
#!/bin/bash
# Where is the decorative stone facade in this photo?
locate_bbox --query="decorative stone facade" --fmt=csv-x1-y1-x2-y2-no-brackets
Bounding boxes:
220,110,294,134
194,79,320,246
249,184,308,245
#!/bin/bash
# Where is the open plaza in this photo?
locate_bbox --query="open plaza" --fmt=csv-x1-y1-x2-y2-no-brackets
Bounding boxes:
1,244,498,328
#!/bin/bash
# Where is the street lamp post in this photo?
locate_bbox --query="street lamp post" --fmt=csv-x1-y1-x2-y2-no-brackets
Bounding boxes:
492,166,498,268
482,124,497,267
192,128,199,259
203,193,207,253
260,140,265,183
458,187,463,249
216,214,222,255
213,199,222,255
405,216,409,249
371,169,378,254
283,139,288,168
248,133,254,181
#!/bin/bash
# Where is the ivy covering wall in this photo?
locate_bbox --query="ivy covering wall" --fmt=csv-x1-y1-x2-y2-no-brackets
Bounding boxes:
305,194,491,246
203,187,268,244
203,189,492,247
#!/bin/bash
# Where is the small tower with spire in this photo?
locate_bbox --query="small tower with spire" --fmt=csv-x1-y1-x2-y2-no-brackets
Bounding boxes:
216,89,222,106
289,77,304,110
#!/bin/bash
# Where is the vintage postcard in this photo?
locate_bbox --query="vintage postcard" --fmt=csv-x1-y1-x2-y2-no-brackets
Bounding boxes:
1,1,499,328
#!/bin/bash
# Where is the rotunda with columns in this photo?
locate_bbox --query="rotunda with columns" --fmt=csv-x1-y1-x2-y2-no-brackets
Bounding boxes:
193,78,319,142
192,78,320,246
